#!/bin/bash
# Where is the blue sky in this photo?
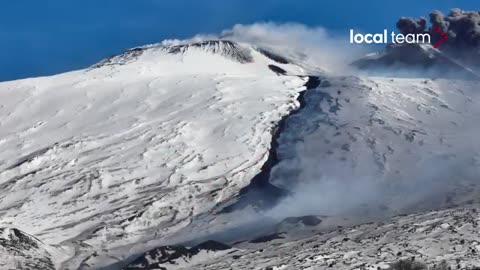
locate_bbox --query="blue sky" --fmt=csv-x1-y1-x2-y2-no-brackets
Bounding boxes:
1,0,477,81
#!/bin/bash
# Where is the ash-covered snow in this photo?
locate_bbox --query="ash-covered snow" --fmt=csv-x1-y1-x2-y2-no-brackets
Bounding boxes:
268,75,480,220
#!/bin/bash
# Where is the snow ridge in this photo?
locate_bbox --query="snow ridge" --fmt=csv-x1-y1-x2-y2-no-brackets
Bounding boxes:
164,40,254,63
92,40,255,68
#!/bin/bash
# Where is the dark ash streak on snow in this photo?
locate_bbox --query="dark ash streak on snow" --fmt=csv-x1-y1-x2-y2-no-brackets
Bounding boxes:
220,76,321,214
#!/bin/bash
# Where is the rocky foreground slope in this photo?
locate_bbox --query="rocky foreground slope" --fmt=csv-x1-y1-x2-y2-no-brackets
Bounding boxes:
122,206,480,270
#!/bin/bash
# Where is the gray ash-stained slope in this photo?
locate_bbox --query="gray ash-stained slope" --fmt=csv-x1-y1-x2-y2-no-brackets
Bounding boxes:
220,76,321,214
270,74,480,217
0,228,55,270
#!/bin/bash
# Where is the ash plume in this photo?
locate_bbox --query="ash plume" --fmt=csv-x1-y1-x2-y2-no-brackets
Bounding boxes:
397,8,480,62
430,9,480,53
396,17,427,35
162,23,369,75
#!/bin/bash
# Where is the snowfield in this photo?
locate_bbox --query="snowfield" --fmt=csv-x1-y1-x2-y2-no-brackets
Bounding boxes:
0,38,479,270
0,41,308,268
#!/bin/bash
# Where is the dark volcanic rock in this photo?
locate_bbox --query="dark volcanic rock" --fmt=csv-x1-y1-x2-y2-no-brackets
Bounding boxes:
268,64,287,75
93,40,254,69
220,76,321,213
92,47,146,68
257,48,290,64
281,216,323,226
249,233,285,244
122,240,231,270
275,215,323,232
165,40,253,63
0,228,55,270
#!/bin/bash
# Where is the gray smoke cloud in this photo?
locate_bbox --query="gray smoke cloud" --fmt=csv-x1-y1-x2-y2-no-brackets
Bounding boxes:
396,17,427,35
430,9,480,52
397,9,480,59
266,78,480,223
162,22,370,75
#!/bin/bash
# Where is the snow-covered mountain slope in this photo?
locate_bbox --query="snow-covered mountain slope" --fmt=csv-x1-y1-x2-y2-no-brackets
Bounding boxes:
163,73,480,241
113,55,480,269
1,36,480,270
0,40,309,269
123,69,480,269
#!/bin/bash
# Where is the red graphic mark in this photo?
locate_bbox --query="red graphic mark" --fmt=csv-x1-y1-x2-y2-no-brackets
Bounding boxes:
432,25,448,48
